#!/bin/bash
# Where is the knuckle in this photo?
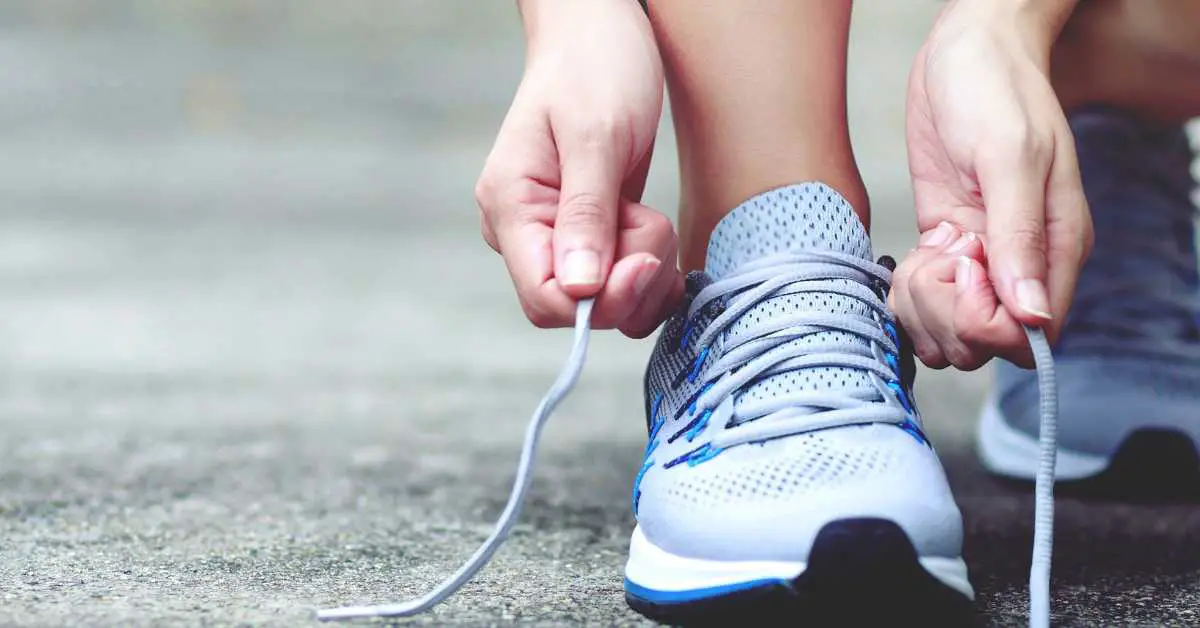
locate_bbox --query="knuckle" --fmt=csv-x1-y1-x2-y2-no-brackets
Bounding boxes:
908,264,938,293
890,263,914,290
558,192,611,228
642,210,673,239
571,113,626,149
620,320,659,340
992,122,1053,168
1005,218,1048,253
944,343,977,370
956,320,990,347
474,173,495,211
916,347,949,370
520,298,558,329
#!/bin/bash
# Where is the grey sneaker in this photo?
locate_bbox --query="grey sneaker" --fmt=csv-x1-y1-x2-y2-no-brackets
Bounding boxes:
978,107,1200,481
624,183,973,625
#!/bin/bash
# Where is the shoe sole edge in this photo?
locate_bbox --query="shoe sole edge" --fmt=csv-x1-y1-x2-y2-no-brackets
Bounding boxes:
624,520,975,625
976,397,1109,481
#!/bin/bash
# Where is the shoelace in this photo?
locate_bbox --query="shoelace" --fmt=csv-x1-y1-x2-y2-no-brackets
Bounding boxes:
317,294,1059,628
315,299,595,621
681,252,906,448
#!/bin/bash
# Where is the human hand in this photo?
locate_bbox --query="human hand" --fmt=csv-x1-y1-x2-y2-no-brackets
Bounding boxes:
893,0,1093,369
475,0,684,338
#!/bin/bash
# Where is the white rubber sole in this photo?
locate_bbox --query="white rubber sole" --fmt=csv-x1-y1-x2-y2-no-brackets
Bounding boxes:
623,524,975,601
977,397,1110,481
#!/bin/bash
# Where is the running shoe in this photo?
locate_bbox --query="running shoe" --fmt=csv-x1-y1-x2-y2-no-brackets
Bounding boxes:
978,107,1200,484
625,182,975,624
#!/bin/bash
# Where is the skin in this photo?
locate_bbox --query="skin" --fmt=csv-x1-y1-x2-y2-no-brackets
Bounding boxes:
895,0,1091,369
896,0,1200,370
647,0,867,272
478,0,1200,367
475,0,682,338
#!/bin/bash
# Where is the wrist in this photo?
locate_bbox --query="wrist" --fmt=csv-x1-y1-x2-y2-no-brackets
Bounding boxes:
519,0,647,52
945,0,1081,70
959,0,1081,48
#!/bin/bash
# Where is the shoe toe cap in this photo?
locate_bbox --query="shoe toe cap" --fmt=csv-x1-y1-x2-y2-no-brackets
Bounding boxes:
636,424,963,563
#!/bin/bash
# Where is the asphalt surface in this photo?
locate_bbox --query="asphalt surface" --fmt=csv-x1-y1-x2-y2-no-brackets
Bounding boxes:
1,3,1199,626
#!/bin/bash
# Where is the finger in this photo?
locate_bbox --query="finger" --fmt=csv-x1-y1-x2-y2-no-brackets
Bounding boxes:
917,221,959,250
643,270,687,338
890,223,971,368
589,253,662,329
621,137,656,204
618,256,676,338
978,133,1056,326
617,211,682,338
911,254,992,370
890,253,949,369
492,196,576,329
951,255,1035,368
553,122,627,299
1041,127,1093,344
591,201,682,329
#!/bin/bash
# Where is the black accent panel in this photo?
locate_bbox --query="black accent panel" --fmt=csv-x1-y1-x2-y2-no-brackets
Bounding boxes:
1054,429,1200,502
626,518,978,626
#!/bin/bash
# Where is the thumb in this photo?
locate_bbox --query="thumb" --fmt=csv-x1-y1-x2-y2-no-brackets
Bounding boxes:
553,125,626,299
980,150,1055,326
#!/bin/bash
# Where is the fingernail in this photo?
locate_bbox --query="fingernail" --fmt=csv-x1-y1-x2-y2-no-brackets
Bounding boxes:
946,231,976,254
955,256,973,295
1015,278,1053,319
633,258,661,296
561,250,601,286
919,221,955,248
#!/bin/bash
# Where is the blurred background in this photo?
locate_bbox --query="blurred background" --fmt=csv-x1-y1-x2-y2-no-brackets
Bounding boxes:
0,2,1196,626
0,1,945,385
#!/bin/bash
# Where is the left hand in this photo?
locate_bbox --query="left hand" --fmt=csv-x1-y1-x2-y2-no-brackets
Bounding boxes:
893,0,1093,370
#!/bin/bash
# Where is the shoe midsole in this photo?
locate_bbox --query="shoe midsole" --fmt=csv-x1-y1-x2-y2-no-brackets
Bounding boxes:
976,396,1110,481
623,525,973,602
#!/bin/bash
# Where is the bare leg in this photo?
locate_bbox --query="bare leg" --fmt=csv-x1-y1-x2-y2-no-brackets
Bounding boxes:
647,0,866,271
1053,0,1200,122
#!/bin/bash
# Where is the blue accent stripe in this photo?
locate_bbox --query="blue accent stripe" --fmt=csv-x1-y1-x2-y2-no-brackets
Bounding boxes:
898,418,930,447
624,576,788,605
648,413,665,443
631,457,655,514
686,346,710,384
663,442,724,469
649,392,664,430
669,406,711,444
684,409,712,442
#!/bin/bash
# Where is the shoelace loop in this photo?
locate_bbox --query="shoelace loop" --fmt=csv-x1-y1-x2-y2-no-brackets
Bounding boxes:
318,298,1059,628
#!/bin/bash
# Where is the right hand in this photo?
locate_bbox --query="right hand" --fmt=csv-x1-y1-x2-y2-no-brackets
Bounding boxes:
475,0,684,338
892,0,1092,370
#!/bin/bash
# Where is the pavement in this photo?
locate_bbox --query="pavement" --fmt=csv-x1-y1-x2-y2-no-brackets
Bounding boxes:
1,2,1198,626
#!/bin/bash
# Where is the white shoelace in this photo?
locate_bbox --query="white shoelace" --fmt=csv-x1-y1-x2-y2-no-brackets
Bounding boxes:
316,298,1058,628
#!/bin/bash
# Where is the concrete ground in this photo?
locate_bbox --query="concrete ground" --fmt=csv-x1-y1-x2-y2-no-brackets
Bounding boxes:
1,2,1198,626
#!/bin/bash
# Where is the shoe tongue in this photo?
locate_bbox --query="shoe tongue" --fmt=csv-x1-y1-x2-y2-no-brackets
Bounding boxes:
705,182,873,280
703,183,881,416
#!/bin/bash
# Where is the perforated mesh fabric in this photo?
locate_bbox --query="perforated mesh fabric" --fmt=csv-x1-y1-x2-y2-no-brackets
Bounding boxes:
661,426,903,509
643,273,716,430
705,183,877,423
635,183,963,563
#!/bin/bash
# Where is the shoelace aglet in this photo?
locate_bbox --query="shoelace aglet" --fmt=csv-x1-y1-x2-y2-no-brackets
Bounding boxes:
315,299,595,622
